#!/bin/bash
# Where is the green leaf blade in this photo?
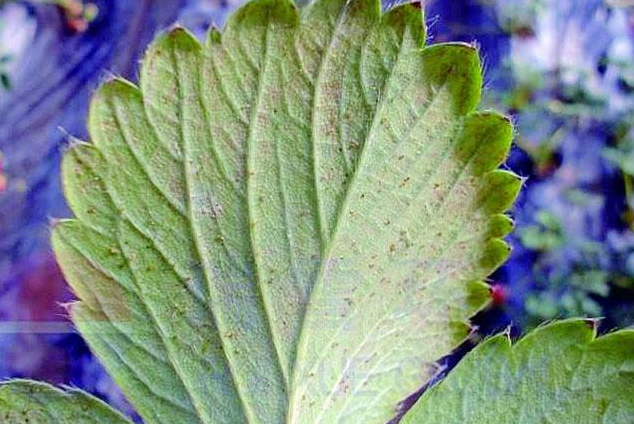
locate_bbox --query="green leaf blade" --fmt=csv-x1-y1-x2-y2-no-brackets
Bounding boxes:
401,320,634,424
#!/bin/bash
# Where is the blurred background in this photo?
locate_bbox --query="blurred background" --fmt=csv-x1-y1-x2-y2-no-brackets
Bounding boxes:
0,0,633,419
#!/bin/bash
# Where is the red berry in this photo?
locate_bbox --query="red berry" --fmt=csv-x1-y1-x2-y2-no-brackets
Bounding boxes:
66,17,88,33
491,284,507,306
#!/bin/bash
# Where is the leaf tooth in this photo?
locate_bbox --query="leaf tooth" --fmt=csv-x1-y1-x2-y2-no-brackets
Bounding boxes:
478,238,512,274
381,0,426,48
461,111,514,175
140,27,202,161
61,143,117,237
486,214,515,239
419,42,482,116
479,170,522,214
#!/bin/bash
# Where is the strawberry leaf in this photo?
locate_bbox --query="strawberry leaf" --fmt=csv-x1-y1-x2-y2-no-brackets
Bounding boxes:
401,320,634,424
0,380,133,424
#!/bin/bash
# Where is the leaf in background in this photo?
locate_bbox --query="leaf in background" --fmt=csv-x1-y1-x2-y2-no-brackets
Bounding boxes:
19,0,518,423
0,380,133,424
401,320,634,424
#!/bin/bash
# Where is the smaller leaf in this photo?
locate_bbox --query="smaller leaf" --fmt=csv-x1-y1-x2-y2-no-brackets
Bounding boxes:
0,380,133,424
401,319,634,424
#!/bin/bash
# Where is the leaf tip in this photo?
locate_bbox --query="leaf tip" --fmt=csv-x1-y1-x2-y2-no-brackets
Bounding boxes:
466,280,493,312
481,170,522,214
421,42,483,115
479,238,512,273
49,216,65,230
166,24,201,46
382,0,427,46
206,26,222,46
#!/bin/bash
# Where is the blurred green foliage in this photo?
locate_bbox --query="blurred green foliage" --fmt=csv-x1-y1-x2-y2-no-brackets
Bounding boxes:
488,0,634,328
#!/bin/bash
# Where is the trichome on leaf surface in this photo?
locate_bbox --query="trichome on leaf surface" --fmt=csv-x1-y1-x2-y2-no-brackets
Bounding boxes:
1,0,632,423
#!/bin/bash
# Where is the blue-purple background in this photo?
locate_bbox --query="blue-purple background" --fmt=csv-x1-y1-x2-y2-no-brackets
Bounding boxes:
0,0,633,418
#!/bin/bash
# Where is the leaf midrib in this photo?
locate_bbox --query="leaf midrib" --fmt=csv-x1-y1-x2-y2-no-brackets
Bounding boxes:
294,33,419,380
308,82,456,424
289,12,417,420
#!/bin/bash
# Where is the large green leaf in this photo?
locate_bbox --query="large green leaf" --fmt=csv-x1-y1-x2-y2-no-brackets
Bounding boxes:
401,320,634,424
8,0,520,423
0,380,133,424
